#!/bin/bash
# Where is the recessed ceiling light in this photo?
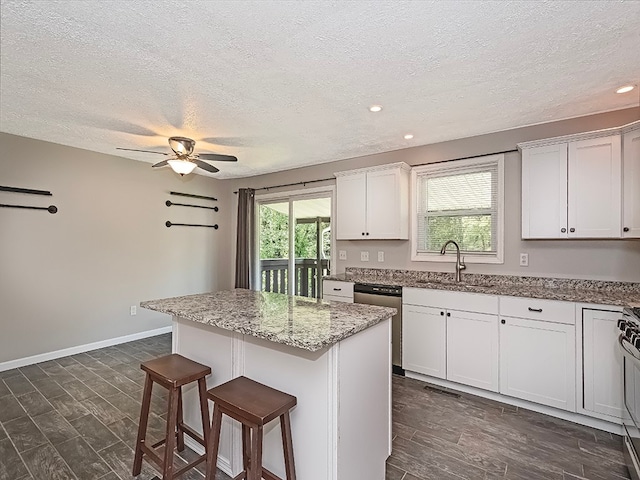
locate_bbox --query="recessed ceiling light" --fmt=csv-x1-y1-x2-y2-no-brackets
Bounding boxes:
369,105,383,112
404,134,414,140
616,85,635,94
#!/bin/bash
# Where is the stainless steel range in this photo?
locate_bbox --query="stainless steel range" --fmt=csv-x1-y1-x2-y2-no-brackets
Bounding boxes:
618,306,640,480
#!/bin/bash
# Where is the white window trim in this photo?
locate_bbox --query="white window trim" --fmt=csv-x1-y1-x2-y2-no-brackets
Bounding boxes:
410,154,505,264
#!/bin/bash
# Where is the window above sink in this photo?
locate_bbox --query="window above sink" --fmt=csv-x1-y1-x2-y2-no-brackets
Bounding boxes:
411,154,505,264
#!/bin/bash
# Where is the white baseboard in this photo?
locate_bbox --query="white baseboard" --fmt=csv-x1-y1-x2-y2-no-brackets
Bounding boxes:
183,436,233,477
0,326,172,372
405,371,623,436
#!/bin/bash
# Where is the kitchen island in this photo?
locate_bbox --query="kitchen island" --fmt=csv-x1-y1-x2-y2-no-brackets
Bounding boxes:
141,289,395,480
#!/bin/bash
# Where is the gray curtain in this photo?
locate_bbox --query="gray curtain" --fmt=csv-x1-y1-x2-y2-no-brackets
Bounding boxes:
235,188,256,289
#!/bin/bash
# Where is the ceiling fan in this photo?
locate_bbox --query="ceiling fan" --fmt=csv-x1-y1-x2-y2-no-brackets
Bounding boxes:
116,136,237,175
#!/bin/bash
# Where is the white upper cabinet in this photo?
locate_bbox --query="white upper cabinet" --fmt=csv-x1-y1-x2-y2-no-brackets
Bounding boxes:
522,143,568,238
568,135,621,238
335,163,410,240
623,125,640,238
519,121,638,239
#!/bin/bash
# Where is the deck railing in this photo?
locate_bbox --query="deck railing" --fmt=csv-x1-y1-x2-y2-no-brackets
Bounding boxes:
260,258,330,298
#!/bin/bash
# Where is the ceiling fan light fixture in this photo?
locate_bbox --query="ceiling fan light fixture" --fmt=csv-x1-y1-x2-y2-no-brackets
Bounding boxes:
168,159,197,176
168,136,196,156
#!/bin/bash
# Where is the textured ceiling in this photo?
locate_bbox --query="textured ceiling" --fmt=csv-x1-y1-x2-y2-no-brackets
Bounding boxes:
1,0,639,179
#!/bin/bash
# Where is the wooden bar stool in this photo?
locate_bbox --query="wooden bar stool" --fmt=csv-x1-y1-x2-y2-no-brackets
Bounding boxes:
133,354,211,480
205,376,297,480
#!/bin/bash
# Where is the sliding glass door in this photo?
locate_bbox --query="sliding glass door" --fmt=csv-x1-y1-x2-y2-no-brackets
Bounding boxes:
257,191,332,298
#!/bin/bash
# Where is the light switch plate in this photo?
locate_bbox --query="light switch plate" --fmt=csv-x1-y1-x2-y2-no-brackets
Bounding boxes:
519,253,529,267
130,305,137,316
339,250,347,260
361,251,369,262
378,251,385,262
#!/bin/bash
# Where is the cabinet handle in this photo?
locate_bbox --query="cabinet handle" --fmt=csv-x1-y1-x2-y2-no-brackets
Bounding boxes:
570,228,575,233
333,288,342,291
501,319,506,324
361,232,365,236
440,311,444,316
624,227,630,232
366,232,370,236
528,307,543,312
561,228,566,233
446,312,451,317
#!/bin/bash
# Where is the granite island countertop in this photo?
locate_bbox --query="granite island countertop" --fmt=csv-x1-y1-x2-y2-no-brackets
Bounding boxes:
140,289,396,352
325,269,640,308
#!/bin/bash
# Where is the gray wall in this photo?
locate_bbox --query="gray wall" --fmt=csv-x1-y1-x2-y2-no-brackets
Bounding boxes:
0,133,234,363
230,107,640,282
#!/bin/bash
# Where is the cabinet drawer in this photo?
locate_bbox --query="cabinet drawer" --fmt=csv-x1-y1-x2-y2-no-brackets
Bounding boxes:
322,280,354,299
500,296,575,325
323,294,353,304
403,287,498,315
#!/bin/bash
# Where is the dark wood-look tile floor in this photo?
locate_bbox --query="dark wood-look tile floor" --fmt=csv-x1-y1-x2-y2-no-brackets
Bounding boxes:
388,375,630,480
0,334,229,480
0,334,629,480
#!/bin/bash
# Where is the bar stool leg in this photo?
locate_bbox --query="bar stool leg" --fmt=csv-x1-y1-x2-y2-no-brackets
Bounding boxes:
197,377,210,450
280,411,296,480
248,425,263,480
163,387,180,480
176,386,185,452
133,375,153,476
242,424,250,474
205,404,224,480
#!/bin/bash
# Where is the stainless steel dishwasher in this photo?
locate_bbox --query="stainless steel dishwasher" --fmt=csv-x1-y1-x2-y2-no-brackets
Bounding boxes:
353,283,404,375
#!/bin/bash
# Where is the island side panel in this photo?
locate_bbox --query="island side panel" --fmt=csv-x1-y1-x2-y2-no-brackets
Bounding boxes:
243,335,334,480
337,317,392,480
172,317,239,475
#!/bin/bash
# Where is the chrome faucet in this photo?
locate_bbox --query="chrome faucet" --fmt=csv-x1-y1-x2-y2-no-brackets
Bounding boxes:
440,240,466,282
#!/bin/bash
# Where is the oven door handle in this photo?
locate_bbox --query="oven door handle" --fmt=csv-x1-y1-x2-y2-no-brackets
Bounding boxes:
619,334,640,364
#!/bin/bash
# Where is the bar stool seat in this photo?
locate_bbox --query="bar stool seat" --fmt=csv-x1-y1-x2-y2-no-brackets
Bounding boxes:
133,354,211,480
205,376,297,480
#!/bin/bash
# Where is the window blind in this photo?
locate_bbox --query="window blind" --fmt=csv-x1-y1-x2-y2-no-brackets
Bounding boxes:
416,161,499,253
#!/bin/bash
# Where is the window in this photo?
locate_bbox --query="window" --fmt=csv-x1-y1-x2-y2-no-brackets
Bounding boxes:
411,154,504,263
254,187,334,298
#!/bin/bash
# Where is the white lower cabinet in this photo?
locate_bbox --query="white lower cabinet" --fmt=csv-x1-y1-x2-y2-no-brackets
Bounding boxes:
582,308,623,420
499,316,576,411
447,311,499,392
403,305,446,379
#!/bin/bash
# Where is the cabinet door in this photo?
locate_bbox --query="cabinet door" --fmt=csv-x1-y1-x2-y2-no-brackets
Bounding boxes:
521,143,568,238
623,128,640,238
568,135,622,238
499,317,576,411
583,309,623,419
402,305,446,378
366,168,409,239
446,311,499,392
336,173,367,240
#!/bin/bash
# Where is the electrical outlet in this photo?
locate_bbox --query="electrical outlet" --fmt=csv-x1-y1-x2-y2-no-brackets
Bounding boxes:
360,251,369,262
130,305,137,316
519,253,529,267
339,250,347,260
378,251,385,262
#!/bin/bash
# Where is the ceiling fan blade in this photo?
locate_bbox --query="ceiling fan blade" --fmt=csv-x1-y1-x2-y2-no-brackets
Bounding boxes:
151,160,169,168
193,159,220,173
198,153,238,162
116,148,168,155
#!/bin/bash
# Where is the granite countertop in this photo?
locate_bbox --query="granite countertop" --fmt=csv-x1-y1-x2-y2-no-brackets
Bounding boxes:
140,289,396,352
325,269,640,308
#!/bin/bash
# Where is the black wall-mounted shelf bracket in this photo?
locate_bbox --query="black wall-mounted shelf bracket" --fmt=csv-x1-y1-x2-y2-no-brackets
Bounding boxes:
0,185,53,196
0,204,58,214
166,221,218,229
170,191,217,202
165,200,218,211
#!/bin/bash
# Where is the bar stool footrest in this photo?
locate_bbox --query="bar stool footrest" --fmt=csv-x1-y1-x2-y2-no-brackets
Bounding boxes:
179,423,206,447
